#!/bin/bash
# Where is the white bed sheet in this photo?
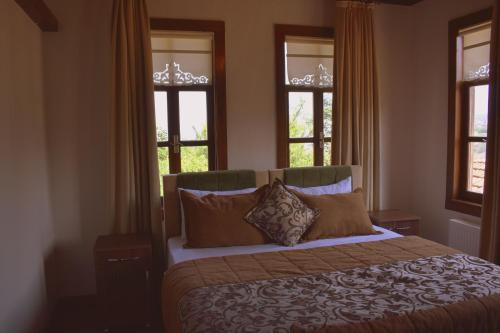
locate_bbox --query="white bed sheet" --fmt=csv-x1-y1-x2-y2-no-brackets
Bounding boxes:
167,226,402,268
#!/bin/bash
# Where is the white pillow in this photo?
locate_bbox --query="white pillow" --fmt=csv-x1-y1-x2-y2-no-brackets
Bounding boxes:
178,187,257,240
286,177,352,195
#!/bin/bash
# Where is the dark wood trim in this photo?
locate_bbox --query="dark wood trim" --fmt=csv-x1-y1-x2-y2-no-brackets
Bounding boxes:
446,8,492,217
15,0,58,32
313,91,324,166
158,140,210,148
289,137,315,144
168,88,181,173
343,0,423,5
275,24,335,168
206,87,216,171
458,80,489,205
151,18,227,170
284,86,333,93
275,25,288,168
377,0,423,5
445,198,482,217
153,85,212,91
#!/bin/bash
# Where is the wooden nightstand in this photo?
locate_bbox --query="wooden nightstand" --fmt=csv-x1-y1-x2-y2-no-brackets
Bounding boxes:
94,234,152,331
368,210,421,236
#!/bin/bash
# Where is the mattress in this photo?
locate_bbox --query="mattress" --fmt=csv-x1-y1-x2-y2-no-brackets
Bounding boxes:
166,225,401,267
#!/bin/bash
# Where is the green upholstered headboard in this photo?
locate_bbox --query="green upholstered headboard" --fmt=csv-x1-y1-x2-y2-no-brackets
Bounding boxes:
176,170,256,191
283,166,353,188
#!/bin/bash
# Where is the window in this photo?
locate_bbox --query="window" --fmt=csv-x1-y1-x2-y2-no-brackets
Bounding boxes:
447,9,492,216
275,25,335,168
151,19,227,184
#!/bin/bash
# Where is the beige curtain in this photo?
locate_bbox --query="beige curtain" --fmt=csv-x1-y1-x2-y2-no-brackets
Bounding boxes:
110,0,162,259
334,2,380,210
480,2,500,265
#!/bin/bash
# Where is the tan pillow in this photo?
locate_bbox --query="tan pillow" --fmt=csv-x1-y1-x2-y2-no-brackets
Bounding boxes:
180,186,270,248
292,188,379,241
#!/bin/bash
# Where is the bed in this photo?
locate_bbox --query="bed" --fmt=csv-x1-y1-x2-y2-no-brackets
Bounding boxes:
161,167,500,333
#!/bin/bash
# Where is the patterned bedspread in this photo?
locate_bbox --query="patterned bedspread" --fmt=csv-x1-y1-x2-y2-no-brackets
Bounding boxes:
162,237,500,333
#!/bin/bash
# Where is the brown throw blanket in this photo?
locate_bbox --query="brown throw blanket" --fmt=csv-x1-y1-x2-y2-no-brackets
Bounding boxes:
162,237,500,333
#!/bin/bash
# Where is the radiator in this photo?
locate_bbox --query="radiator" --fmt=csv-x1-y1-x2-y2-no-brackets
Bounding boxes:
448,219,480,256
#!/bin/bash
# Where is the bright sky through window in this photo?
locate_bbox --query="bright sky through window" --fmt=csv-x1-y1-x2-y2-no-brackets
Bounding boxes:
154,93,207,141
473,85,489,137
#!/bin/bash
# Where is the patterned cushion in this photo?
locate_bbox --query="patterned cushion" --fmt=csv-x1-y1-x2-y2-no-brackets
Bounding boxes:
244,180,319,246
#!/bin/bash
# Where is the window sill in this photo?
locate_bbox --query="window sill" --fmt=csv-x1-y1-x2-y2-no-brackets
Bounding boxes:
445,198,482,217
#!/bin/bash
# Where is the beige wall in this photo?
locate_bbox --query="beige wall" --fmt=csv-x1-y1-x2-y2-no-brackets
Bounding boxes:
39,0,493,300
43,0,335,297
375,0,493,244
0,2,54,332
147,0,336,170
374,4,417,213
43,0,113,297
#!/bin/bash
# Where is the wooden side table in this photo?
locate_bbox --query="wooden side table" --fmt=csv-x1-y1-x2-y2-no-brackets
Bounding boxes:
368,210,421,236
94,234,152,331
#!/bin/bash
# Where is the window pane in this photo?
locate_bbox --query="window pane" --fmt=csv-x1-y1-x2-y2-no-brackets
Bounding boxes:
152,53,212,85
463,44,490,81
462,24,491,48
323,92,333,137
323,141,332,166
181,146,209,172
289,143,314,168
469,85,489,137
154,91,168,142
158,147,170,175
152,33,213,85
467,142,486,193
289,92,313,138
158,147,170,193
460,22,491,81
285,37,334,87
179,91,208,141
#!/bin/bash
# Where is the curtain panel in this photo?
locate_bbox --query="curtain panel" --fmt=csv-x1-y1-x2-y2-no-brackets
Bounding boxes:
110,0,162,262
480,1,500,265
334,2,380,210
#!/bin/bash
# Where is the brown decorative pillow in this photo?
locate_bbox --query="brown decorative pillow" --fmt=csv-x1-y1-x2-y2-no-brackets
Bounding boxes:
291,188,379,241
244,180,319,246
180,185,271,248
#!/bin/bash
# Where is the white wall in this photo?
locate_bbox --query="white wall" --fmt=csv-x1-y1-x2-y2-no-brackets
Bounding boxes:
0,2,55,332
375,0,493,244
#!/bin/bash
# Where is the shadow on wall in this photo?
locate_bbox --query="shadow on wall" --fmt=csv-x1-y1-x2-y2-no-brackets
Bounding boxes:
42,0,113,298
1,246,58,333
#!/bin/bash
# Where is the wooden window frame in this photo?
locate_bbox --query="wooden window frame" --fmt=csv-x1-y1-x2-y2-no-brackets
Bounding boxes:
446,8,492,217
151,18,228,173
275,24,335,168
154,86,215,172
459,79,489,204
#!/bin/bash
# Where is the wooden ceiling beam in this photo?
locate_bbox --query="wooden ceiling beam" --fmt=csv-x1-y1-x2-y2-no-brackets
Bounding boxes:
377,0,423,5
14,0,58,32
